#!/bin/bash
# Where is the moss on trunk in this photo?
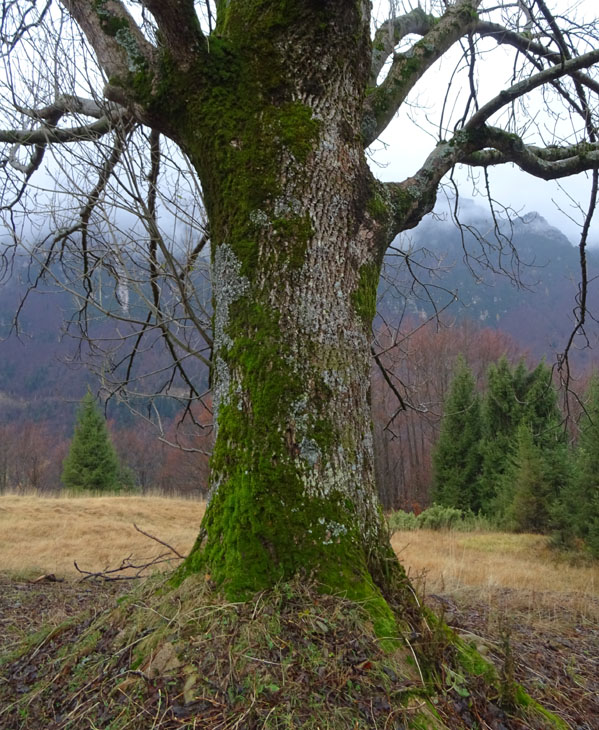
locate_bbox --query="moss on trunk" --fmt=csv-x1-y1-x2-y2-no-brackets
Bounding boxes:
146,0,403,609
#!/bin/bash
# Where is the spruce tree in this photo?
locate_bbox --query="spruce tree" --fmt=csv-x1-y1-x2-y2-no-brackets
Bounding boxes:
569,375,599,556
480,358,569,523
521,362,570,519
521,362,564,446
432,356,482,512
62,391,121,493
504,424,555,532
478,357,521,513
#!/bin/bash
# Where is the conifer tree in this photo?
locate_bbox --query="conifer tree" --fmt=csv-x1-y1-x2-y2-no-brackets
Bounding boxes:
569,376,599,556
504,424,555,532
521,362,570,517
521,362,564,446
432,356,482,511
62,391,121,493
478,357,521,512
480,358,569,521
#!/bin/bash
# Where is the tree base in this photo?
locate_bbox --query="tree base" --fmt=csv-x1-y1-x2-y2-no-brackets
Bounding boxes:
0,573,568,729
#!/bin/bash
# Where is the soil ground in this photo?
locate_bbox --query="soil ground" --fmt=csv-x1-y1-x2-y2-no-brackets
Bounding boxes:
1,498,597,728
1,575,597,729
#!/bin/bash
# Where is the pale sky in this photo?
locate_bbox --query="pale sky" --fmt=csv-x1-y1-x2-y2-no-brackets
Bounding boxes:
1,0,597,248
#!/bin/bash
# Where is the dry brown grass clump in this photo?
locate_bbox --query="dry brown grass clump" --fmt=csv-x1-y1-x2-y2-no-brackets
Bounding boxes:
0,493,205,579
1,498,592,729
2,495,598,623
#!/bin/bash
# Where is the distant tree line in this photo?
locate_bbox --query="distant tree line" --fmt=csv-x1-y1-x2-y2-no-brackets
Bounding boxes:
371,318,523,511
0,392,211,497
2,315,597,559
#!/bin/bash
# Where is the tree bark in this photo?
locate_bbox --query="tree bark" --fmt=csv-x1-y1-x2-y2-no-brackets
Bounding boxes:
136,1,405,604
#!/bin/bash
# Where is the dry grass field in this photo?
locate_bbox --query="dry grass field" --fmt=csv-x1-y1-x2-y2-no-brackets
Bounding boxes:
0,493,206,579
389,529,599,728
391,529,599,624
1,494,597,609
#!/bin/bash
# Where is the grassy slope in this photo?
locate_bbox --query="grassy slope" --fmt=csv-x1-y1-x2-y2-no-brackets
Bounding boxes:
1,494,597,605
390,530,599,620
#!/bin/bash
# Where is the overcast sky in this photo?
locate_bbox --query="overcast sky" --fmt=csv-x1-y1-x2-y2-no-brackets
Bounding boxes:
1,0,597,250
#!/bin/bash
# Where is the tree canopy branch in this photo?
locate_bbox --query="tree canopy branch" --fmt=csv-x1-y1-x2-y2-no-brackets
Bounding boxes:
370,7,436,86
139,0,206,64
464,47,599,130
0,114,122,146
461,127,599,180
474,20,560,63
384,125,599,242
16,95,115,123
58,0,156,81
363,0,481,146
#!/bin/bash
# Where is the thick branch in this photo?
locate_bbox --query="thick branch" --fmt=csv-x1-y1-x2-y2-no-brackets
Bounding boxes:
473,20,599,94
465,47,599,130
363,0,481,146
139,0,205,65
58,0,156,99
474,21,559,62
384,133,479,237
0,98,128,210
461,127,599,180
385,123,599,244
0,114,121,146
16,95,113,122
370,7,436,86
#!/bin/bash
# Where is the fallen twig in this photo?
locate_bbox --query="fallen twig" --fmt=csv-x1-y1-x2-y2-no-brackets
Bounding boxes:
73,524,185,582
133,523,185,559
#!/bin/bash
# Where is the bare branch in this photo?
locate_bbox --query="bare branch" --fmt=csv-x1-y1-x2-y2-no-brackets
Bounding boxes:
58,0,155,82
474,20,560,62
133,522,185,559
363,0,482,146
0,113,122,146
558,172,599,380
371,344,407,413
464,47,599,130
461,126,599,179
16,94,115,122
0,0,52,56
370,7,436,86
139,0,205,64
74,522,186,581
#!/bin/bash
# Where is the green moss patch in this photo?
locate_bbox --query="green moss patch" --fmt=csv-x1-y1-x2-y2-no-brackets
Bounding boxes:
352,261,380,326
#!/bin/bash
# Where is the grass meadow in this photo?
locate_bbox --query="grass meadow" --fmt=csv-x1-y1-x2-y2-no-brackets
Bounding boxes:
1,492,597,623
2,493,598,727
0,493,206,579
391,529,599,626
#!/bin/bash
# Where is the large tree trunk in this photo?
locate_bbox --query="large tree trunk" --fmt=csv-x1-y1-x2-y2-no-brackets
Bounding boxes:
165,1,400,600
